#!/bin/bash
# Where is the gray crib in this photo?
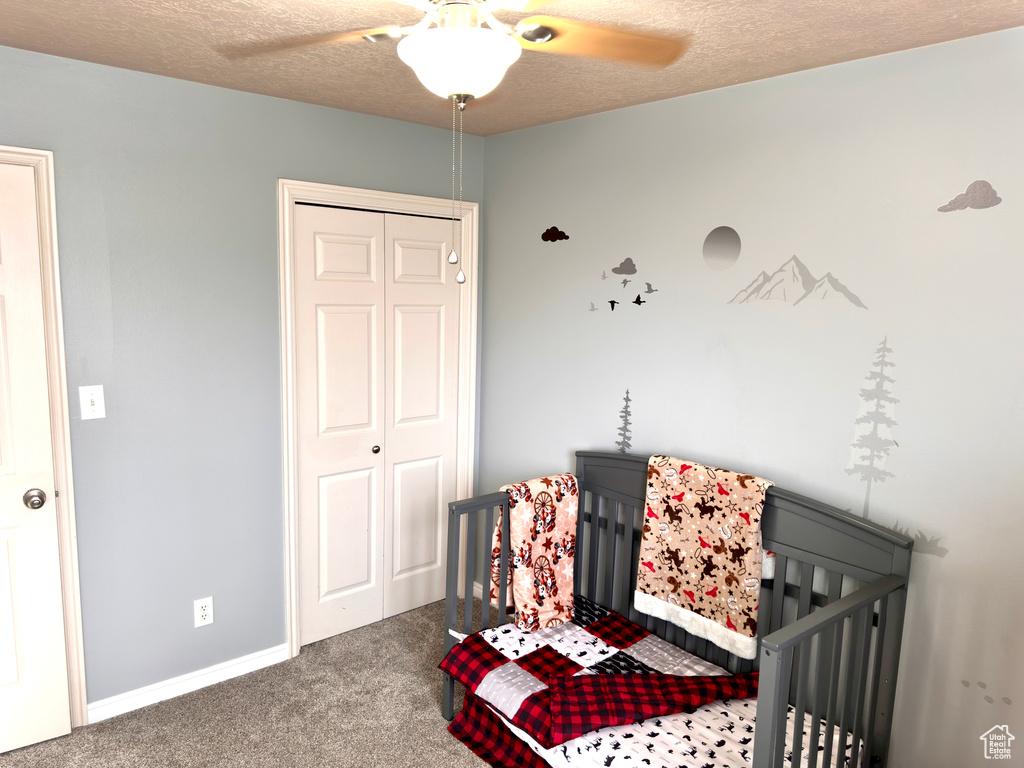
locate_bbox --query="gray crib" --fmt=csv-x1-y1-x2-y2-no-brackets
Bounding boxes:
442,450,913,768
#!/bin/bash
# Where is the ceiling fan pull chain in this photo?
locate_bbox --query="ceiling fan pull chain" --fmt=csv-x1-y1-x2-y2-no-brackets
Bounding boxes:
456,103,466,285
448,95,460,267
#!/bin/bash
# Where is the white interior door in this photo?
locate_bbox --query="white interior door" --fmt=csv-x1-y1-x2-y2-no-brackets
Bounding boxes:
382,213,459,618
295,206,387,644
294,204,461,645
0,162,71,752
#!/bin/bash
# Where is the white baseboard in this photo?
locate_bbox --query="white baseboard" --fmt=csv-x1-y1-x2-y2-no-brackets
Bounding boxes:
87,643,289,724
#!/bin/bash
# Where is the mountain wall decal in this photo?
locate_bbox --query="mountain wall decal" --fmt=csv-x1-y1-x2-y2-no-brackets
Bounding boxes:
730,271,770,303
729,256,866,309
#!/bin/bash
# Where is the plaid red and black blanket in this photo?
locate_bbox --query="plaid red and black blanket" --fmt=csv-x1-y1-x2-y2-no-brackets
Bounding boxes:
441,595,759,750
449,693,551,768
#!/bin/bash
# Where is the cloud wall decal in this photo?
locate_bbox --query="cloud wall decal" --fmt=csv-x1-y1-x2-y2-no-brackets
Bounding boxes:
611,257,637,275
938,180,1002,212
541,226,570,242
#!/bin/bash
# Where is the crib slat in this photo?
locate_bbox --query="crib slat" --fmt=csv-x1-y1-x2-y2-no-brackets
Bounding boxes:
482,506,495,629
805,570,843,767
797,562,815,619
463,510,478,635
805,639,826,766
753,645,794,768
694,636,707,658
848,603,874,768
709,641,721,667
602,501,618,605
716,644,730,670
813,571,844,715
613,506,634,615
756,580,772,644
790,633,813,765
497,503,510,626
861,593,889,764
667,622,684,647
826,569,844,604
574,491,587,595
444,512,461,643
441,505,463,722
627,521,642,625
770,554,789,633
587,495,605,600
608,505,621,613
789,561,815,702
821,615,847,767
837,610,866,766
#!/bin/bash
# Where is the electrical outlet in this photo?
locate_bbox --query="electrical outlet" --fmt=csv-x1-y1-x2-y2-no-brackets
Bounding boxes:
194,596,214,628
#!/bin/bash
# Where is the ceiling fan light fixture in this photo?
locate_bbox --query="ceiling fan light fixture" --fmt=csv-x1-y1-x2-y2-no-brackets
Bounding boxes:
397,26,522,99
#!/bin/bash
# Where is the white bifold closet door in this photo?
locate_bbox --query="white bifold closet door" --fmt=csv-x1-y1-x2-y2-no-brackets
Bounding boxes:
294,204,460,645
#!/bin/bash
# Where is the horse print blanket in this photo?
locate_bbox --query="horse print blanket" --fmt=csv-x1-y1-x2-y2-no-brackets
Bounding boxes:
633,456,773,660
489,474,578,630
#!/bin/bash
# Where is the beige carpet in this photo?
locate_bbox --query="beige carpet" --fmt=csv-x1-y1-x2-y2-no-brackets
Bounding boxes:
0,600,484,767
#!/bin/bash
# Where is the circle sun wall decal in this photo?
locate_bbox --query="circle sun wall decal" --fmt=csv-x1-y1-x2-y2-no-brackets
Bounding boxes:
703,226,741,270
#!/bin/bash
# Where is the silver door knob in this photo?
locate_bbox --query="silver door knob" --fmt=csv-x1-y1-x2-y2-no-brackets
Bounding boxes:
371,445,381,454
23,489,46,510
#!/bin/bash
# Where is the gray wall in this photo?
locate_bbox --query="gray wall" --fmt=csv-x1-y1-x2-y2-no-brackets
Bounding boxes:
0,45,483,702
480,28,1023,768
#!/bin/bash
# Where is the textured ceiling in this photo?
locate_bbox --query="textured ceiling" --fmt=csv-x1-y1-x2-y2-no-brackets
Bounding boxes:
1,0,1023,136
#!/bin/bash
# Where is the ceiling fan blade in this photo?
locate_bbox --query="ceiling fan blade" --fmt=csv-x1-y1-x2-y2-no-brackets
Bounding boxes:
218,26,400,59
496,0,561,10
516,15,689,68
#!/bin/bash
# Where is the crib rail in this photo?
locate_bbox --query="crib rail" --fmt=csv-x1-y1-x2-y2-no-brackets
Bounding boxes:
442,492,509,721
753,573,909,768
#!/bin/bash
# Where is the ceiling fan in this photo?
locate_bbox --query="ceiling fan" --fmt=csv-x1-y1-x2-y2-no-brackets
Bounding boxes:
223,0,690,103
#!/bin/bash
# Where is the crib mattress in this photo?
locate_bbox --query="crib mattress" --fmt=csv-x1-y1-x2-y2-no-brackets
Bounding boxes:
495,695,854,768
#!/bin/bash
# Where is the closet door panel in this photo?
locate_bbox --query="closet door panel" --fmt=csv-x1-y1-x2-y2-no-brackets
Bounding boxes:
296,205,385,645
393,305,442,425
384,213,460,618
316,305,375,434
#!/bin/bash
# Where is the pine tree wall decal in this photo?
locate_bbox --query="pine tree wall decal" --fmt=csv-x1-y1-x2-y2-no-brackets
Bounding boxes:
615,389,633,454
846,338,898,518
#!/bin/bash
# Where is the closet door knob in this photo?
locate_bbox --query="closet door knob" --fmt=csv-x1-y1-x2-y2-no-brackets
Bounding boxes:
371,445,381,454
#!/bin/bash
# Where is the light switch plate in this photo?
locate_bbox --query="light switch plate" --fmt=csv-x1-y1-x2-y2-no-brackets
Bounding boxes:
79,385,106,420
